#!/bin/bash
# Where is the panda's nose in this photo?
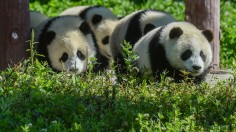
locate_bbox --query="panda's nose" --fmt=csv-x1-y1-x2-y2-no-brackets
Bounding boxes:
192,65,201,70
69,68,78,72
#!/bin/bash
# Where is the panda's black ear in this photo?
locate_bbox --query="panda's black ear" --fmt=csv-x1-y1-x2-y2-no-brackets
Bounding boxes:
169,27,183,39
92,14,103,25
144,23,156,35
202,29,213,42
42,31,56,45
79,21,91,35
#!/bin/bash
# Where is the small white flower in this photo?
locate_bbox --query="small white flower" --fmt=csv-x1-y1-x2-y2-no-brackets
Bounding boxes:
143,113,149,118
41,128,47,132
28,123,32,127
51,120,57,124
9,90,13,94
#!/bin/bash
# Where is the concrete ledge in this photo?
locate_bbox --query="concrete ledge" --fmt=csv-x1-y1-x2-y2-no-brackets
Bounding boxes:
204,70,234,85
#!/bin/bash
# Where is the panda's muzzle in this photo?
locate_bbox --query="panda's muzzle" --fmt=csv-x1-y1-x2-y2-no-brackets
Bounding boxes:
69,68,79,72
192,65,202,71
189,65,203,76
65,57,86,73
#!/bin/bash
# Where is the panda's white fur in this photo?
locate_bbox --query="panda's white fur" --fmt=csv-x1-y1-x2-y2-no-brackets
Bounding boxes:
109,9,176,74
139,11,176,35
60,6,89,16
133,21,213,82
35,16,108,73
91,19,117,58
60,6,119,59
30,11,48,29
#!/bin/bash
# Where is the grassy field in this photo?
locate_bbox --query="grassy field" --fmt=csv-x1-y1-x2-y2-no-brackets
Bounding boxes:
0,0,236,131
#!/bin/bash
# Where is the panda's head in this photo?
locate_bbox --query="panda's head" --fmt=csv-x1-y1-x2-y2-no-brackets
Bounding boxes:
163,22,213,76
41,19,96,73
91,15,118,58
84,7,118,59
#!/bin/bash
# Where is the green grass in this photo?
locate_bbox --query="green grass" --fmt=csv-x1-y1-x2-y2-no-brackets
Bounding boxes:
0,0,236,131
1,59,236,131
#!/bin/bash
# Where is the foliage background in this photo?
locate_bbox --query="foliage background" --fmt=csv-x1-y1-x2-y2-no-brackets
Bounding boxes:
0,0,235,131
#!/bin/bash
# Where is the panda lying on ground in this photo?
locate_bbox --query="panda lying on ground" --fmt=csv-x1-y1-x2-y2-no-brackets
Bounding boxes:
60,6,119,60
133,22,213,82
34,15,109,73
110,9,176,75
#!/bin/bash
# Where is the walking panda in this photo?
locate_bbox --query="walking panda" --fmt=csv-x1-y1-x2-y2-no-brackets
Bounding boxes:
34,15,109,73
109,9,176,74
132,22,213,82
30,11,48,29
60,6,119,59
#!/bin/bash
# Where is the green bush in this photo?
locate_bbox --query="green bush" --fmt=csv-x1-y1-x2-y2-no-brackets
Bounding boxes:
0,0,235,131
0,58,236,131
220,1,236,68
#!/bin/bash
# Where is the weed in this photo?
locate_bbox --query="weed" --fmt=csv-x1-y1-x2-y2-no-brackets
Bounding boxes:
0,0,235,131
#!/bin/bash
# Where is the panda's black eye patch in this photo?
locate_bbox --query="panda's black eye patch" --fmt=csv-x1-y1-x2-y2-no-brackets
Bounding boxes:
77,50,85,60
60,52,68,62
102,36,109,45
181,49,192,61
200,50,206,62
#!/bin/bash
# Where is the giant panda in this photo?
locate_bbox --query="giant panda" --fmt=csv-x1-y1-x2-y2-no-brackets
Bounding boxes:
34,15,109,73
109,9,176,75
60,6,119,59
30,11,48,29
132,21,213,82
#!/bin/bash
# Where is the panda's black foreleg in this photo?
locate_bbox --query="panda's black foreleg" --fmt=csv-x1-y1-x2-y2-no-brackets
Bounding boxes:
113,53,129,82
193,70,209,84
93,54,110,73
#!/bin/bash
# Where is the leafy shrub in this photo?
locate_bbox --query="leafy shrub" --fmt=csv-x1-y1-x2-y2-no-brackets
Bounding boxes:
220,1,236,68
0,0,235,131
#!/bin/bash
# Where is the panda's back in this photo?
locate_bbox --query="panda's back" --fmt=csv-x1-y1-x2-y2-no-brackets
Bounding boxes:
60,6,89,16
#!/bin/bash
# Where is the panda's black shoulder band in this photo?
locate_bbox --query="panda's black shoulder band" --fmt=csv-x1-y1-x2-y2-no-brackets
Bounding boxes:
38,17,60,44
